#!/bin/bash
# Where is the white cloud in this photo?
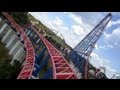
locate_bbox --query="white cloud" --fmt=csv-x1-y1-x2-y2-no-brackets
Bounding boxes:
97,19,120,50
107,19,120,28
29,12,48,24
95,44,98,50
69,13,83,25
73,12,105,26
72,25,85,36
106,20,112,28
68,13,94,47
90,52,117,78
90,53,103,67
104,66,117,78
69,13,93,31
98,45,114,49
53,16,63,26
103,27,120,48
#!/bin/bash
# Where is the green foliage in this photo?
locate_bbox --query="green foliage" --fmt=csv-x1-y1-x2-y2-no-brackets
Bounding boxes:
0,59,21,79
0,41,21,79
10,60,22,79
9,12,30,26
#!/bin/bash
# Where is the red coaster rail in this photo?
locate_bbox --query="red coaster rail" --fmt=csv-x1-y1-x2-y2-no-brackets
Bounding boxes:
2,12,35,79
30,26,78,79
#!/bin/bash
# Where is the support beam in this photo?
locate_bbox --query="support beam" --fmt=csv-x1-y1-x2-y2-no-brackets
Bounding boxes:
0,25,11,38
0,17,3,22
9,40,20,55
26,30,31,36
32,54,50,77
11,46,26,65
0,23,8,34
36,47,46,63
5,34,16,48
43,67,52,79
12,41,21,56
0,19,8,28
2,28,12,43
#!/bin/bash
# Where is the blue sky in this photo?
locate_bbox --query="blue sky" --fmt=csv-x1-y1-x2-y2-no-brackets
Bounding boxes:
29,12,120,78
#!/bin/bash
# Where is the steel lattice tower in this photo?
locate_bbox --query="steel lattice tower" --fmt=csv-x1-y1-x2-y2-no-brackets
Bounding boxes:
70,13,112,79
74,13,112,59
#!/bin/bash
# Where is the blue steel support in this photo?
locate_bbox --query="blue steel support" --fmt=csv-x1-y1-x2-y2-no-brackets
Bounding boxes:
31,63,41,77
29,30,34,38
33,36,40,44
33,54,50,77
35,63,40,69
30,31,36,39
35,44,42,52
69,13,112,79
43,67,52,79
35,41,44,52
70,49,86,75
25,28,31,34
25,29,28,33
74,14,112,59
78,60,86,73
35,47,46,63
70,50,78,63
28,29,33,37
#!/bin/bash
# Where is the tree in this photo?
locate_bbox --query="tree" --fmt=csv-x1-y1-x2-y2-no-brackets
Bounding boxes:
0,58,21,79
9,12,30,26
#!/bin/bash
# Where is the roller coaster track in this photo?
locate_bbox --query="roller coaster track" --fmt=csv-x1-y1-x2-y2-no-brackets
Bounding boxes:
2,12,36,79
30,26,77,79
2,12,77,79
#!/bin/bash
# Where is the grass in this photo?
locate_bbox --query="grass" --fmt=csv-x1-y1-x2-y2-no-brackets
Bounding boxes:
0,39,21,79
0,41,10,61
0,41,12,79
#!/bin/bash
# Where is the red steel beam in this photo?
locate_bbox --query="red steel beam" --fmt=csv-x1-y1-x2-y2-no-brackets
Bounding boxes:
2,12,35,79
30,26,78,79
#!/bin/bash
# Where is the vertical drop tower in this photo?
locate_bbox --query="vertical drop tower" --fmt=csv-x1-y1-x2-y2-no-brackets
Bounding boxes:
70,13,112,79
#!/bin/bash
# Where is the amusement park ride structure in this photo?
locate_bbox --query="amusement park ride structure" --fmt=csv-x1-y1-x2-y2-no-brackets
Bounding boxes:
1,12,77,79
0,12,118,79
70,13,112,79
